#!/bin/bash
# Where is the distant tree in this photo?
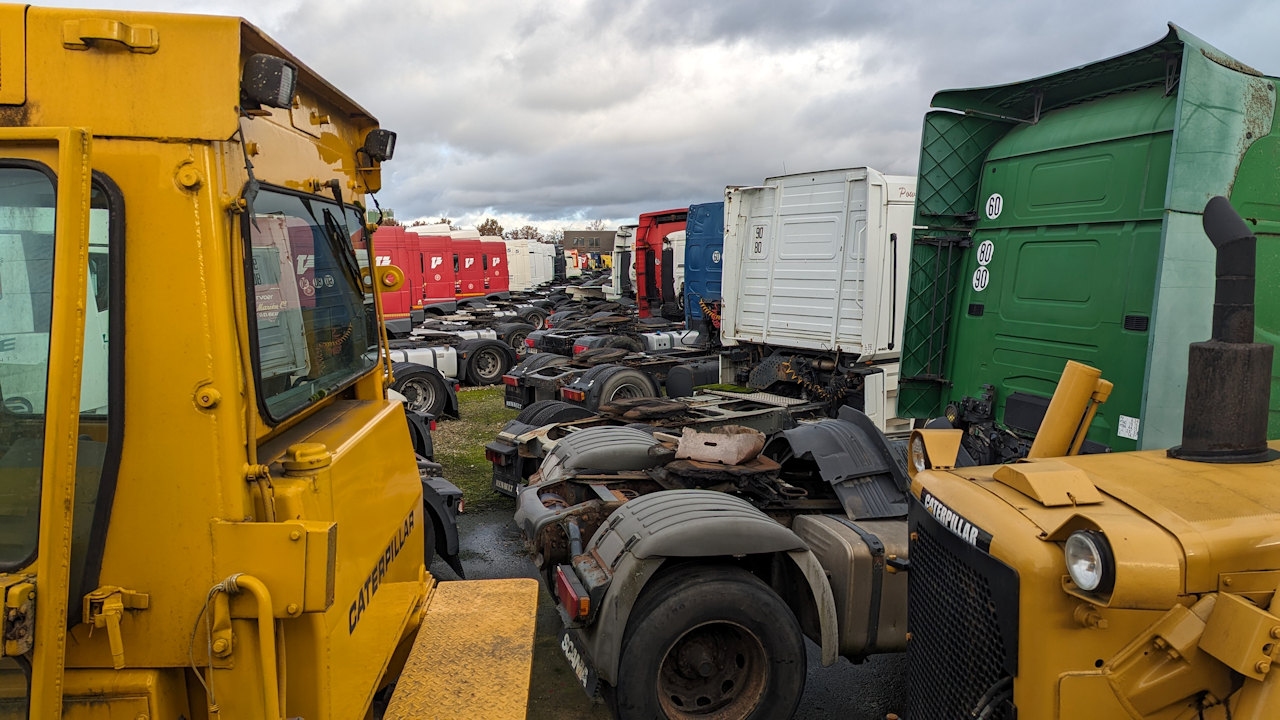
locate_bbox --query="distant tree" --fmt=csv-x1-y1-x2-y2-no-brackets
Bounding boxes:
504,225,544,241
585,219,606,231
477,218,504,236
545,228,565,244
408,219,428,226
438,217,460,231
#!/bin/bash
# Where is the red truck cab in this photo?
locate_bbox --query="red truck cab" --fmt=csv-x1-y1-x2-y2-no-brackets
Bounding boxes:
634,208,688,318
481,239,510,298
453,238,486,305
408,230,457,314
371,225,425,335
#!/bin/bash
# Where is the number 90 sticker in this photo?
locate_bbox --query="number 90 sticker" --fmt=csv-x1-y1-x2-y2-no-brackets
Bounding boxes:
985,193,1003,220
972,266,990,292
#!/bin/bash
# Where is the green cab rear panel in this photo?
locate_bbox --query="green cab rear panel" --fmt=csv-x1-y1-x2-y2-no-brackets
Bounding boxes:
900,25,1280,450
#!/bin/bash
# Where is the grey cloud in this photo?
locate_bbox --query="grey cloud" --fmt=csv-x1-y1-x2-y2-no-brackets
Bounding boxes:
32,0,1280,229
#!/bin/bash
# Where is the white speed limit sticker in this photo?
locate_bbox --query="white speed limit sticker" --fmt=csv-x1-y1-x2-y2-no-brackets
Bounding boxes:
976,240,994,266
972,266,990,292
985,193,1003,220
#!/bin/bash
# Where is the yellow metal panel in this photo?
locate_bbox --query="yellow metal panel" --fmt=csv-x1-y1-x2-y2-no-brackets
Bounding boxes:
1057,673,1130,719
0,126,93,720
211,519,337,617
386,578,538,719
992,460,1103,506
325,580,422,720
1201,592,1280,680
0,5,26,105
24,7,241,139
62,667,189,720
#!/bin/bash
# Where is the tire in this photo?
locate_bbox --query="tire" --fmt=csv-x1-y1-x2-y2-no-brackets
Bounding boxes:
515,399,572,424
613,565,806,720
495,322,535,356
528,401,594,426
391,368,449,417
515,352,570,373
590,367,657,408
519,307,548,329
604,335,644,353
465,343,511,386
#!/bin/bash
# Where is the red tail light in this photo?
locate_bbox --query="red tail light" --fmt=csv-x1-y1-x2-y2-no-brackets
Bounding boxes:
429,420,437,431
503,375,518,386
458,497,465,514
555,565,589,620
454,383,461,391
561,388,586,402
485,448,508,466
573,345,588,355
524,338,535,347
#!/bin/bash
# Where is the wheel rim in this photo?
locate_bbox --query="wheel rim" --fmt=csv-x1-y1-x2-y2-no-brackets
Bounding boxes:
608,382,648,402
657,621,768,717
399,377,437,414
510,331,529,356
473,348,503,381
529,313,545,329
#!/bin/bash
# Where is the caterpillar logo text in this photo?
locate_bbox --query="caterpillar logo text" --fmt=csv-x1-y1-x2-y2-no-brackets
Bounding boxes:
348,509,415,633
921,490,992,552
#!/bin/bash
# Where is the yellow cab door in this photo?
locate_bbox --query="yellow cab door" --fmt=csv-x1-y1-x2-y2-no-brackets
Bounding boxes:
0,128,93,719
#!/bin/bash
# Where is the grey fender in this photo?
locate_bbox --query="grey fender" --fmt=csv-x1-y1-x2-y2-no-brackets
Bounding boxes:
384,317,413,337
421,476,461,557
578,490,841,684
786,548,839,667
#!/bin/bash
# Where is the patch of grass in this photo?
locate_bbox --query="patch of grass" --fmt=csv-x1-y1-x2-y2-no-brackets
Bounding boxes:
433,386,518,511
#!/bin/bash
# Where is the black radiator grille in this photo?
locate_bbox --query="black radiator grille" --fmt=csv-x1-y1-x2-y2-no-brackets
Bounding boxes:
907,497,1019,719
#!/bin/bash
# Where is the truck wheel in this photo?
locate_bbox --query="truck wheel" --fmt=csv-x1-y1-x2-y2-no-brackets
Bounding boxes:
519,307,548,329
392,368,449,417
515,399,568,424
465,344,510,386
495,322,535,356
604,335,644,353
591,367,656,408
613,565,805,720
515,352,569,373
528,401,595,426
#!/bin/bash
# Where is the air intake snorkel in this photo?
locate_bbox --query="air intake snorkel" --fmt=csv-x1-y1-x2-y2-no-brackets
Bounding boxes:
1168,196,1275,463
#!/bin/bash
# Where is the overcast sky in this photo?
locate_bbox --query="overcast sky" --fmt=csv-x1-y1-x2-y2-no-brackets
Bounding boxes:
35,0,1280,232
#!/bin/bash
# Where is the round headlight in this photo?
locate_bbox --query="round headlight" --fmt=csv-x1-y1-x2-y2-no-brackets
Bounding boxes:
1064,530,1114,593
908,435,928,474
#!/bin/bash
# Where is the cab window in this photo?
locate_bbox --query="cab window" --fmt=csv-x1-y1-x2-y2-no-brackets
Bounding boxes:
244,186,377,422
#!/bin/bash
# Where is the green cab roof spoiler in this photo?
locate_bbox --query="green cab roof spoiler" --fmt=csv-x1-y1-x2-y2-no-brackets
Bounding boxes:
929,24,1263,124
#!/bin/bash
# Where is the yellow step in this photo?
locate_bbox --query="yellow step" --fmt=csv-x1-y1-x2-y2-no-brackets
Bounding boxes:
385,577,539,719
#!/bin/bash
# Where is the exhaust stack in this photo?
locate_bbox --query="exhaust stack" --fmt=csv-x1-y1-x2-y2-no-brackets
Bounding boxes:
1168,196,1274,463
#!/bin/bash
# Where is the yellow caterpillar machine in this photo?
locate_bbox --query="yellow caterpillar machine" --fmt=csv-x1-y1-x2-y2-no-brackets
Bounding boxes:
0,4,536,718
905,197,1280,718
